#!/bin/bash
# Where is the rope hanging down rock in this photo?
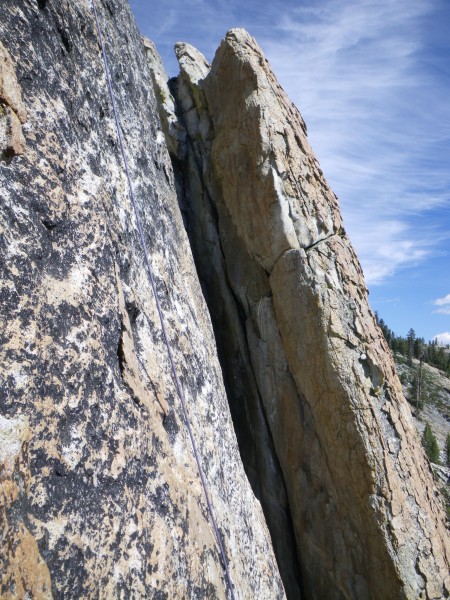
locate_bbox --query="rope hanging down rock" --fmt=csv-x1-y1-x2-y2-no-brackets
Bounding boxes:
90,2,236,598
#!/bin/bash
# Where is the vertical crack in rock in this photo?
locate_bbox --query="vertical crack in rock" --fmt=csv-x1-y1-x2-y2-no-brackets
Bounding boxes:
145,39,303,599
147,28,450,600
1,5,286,599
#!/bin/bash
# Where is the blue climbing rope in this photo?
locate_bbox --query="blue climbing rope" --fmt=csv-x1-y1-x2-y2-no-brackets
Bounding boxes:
90,2,236,599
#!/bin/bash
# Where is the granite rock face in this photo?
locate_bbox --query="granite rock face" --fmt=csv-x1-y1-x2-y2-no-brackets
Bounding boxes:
147,28,450,600
0,4,285,599
0,40,27,160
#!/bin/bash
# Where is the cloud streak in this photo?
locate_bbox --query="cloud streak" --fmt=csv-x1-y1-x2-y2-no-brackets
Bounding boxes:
434,294,450,306
433,294,450,314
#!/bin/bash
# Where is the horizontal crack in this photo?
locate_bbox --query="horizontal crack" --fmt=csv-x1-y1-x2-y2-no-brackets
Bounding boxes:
303,231,337,253
270,231,339,275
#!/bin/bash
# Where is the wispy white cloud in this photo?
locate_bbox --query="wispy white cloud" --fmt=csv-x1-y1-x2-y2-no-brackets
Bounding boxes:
434,293,450,306
433,294,450,314
346,219,430,284
434,332,450,345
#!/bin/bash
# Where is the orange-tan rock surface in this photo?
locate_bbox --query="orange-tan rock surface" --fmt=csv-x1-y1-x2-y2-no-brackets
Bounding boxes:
0,415,52,599
149,28,450,600
0,40,27,159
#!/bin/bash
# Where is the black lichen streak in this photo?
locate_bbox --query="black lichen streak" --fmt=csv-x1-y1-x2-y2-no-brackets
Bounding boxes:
162,410,179,443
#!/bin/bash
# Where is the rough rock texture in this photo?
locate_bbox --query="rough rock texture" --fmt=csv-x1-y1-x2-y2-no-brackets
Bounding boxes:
0,415,52,599
0,4,285,599
147,29,450,600
0,40,27,160
146,39,303,599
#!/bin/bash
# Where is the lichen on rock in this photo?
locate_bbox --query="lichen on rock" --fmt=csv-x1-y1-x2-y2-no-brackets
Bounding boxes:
0,4,285,599
0,415,52,599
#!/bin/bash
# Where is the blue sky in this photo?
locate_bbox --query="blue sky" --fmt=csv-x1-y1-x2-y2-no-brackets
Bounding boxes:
130,0,450,344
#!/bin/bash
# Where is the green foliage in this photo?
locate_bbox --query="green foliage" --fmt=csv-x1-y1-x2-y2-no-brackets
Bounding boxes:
405,366,440,412
421,422,441,464
446,433,450,468
410,372,424,410
427,339,450,373
422,371,441,405
399,370,409,385
375,313,450,375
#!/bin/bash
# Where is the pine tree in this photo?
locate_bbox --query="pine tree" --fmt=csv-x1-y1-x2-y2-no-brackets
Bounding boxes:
410,372,423,411
407,328,415,366
421,422,441,464
414,337,425,359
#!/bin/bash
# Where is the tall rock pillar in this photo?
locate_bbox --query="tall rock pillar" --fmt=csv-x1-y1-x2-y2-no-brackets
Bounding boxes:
148,28,450,600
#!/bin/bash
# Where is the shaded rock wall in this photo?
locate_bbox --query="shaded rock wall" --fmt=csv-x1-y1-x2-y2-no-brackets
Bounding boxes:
0,3,285,599
147,28,450,600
